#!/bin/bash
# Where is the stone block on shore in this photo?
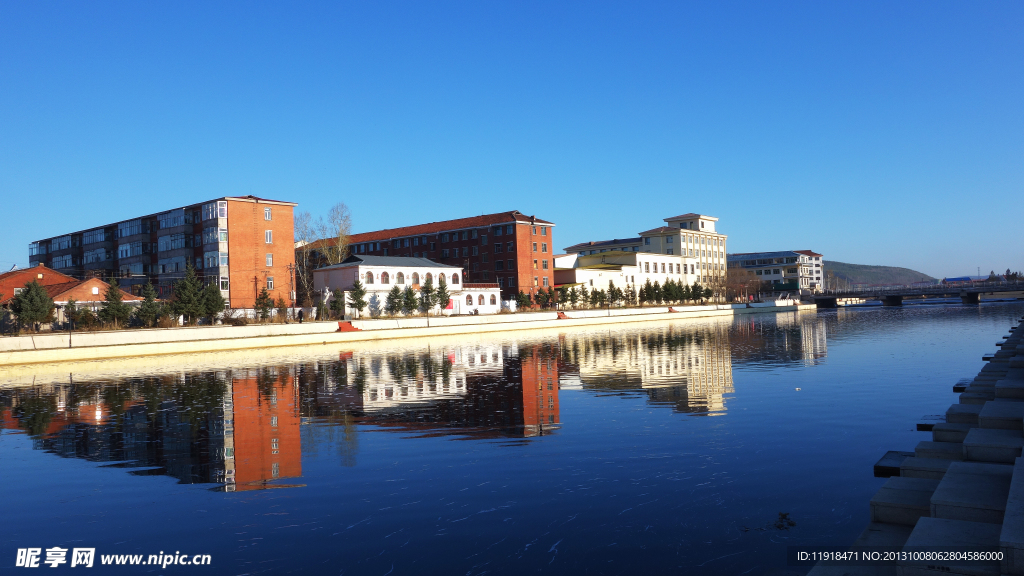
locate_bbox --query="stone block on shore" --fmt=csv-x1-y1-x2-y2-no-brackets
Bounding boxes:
933,422,976,443
979,401,1024,430
963,428,1024,464
901,457,953,480
929,462,1013,525
947,404,984,425
870,477,940,526
998,458,1024,575
875,451,915,477
916,441,965,461
899,517,1001,576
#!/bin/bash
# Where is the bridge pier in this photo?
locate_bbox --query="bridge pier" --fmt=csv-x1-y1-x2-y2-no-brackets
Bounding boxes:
961,292,981,305
816,297,838,308
882,295,904,307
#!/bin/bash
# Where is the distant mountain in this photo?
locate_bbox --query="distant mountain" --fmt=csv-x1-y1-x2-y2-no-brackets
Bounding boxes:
823,260,937,286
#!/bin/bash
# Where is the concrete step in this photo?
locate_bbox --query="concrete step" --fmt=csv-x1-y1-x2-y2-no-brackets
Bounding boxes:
979,400,1024,430
916,440,965,461
996,378,1024,400
870,477,941,526
806,522,913,576
875,450,915,477
901,457,953,480
963,428,1024,464
918,414,948,431
947,404,984,425
933,422,976,443
960,391,995,405
899,517,1002,576
929,462,1013,524
999,457,1024,575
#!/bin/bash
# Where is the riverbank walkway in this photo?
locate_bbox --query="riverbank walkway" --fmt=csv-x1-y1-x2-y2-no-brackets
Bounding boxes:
809,315,1024,575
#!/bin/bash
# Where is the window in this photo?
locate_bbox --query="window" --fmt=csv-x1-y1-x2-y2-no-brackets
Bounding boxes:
264,208,272,221
542,260,548,270
266,254,273,267
403,238,410,248
532,242,537,251
667,236,673,244
265,230,273,244
472,246,479,256
532,226,537,234
430,242,436,251
773,269,780,275
442,249,449,258
644,263,650,273
267,277,274,289
158,210,186,229
381,272,390,284
496,261,504,270
667,249,673,255
542,277,549,287
471,230,478,239
542,226,547,236
466,295,473,305
494,243,503,253
396,272,405,284
506,225,513,234
442,233,450,242
541,243,547,253
451,274,460,284
506,242,514,251
676,264,681,274
461,231,468,240
494,226,502,236
661,263,666,273
412,237,419,246
644,237,651,245
425,273,432,283
220,277,229,291
533,259,538,270
412,272,419,285
507,259,514,269
481,235,487,245
534,277,538,287
365,272,374,284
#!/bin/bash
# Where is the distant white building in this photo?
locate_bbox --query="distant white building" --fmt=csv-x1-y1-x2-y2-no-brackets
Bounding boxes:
313,255,502,316
726,250,823,292
553,250,697,292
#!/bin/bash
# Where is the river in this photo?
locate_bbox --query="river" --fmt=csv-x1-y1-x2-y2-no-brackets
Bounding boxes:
3,301,1022,575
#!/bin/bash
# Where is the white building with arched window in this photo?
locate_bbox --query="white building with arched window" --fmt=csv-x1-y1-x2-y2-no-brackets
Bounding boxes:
313,255,501,316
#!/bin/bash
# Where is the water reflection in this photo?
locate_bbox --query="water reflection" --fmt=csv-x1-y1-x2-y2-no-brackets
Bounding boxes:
0,312,829,492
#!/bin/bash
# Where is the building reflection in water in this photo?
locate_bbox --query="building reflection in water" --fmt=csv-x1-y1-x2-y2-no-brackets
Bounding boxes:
730,312,828,366
0,340,561,489
558,323,735,414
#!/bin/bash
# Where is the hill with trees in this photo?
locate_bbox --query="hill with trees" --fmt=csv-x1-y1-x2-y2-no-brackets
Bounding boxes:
823,260,936,287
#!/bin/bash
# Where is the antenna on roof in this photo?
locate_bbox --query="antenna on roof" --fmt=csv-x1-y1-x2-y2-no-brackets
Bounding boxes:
8,264,17,271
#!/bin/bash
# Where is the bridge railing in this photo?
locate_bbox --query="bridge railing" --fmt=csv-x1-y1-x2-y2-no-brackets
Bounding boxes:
816,280,1024,299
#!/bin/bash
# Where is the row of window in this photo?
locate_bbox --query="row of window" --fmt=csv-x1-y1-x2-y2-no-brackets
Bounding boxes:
465,294,498,306
364,271,461,286
202,201,229,221
353,223,549,255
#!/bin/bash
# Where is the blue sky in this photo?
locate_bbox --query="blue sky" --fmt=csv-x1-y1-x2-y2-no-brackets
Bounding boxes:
1,1,1021,278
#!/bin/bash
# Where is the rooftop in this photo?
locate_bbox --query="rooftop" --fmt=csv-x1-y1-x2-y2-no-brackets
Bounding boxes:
317,255,461,271
563,237,641,253
347,210,555,244
727,250,821,261
663,213,718,222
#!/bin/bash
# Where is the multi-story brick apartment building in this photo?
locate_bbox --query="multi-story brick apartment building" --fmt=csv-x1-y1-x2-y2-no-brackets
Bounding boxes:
308,210,555,300
27,195,296,309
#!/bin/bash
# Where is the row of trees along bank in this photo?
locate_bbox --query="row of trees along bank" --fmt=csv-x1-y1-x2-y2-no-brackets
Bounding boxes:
1,265,289,334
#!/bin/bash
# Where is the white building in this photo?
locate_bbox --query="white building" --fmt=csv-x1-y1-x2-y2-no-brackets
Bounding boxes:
553,251,697,292
563,213,727,286
726,250,824,292
313,255,502,316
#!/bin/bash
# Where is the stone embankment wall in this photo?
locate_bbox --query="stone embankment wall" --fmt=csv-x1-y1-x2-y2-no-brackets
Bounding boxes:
808,315,1024,574
0,301,812,366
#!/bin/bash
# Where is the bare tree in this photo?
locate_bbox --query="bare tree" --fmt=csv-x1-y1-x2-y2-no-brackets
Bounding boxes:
312,203,352,266
294,211,317,307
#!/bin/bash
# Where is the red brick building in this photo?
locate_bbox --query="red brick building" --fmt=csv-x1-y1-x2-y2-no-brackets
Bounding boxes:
28,195,296,310
0,266,77,306
311,210,556,300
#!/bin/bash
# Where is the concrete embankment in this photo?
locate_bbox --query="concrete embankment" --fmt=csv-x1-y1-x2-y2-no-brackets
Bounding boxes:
808,316,1024,575
0,301,814,366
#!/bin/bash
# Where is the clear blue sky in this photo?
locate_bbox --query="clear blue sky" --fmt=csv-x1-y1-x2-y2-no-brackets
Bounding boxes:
1,1,1021,279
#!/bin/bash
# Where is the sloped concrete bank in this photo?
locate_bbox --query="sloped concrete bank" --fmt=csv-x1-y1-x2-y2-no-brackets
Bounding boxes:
0,302,813,366
808,315,1024,575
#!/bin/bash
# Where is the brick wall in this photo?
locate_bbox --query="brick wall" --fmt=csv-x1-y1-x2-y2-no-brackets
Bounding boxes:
227,200,295,309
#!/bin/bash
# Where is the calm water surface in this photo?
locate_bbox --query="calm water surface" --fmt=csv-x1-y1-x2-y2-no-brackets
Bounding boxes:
2,302,1022,575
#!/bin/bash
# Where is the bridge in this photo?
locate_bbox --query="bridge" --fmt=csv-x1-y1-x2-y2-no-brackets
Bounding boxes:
812,280,1024,307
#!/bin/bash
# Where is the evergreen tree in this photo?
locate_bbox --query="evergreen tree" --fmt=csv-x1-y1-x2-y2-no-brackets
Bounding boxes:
589,287,600,307
579,285,589,308
594,289,607,307
627,284,637,306
434,275,451,312
535,288,549,308
171,263,204,324
515,290,531,310
11,280,55,331
275,296,288,320
134,283,161,327
347,280,368,318
384,285,402,315
65,297,78,328
418,276,435,313
568,287,579,308
402,285,417,315
690,282,703,303
99,280,133,327
681,283,692,303
201,282,226,323
642,279,653,306
556,286,568,309
652,281,663,304
330,288,346,319
254,288,274,321
704,285,714,301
